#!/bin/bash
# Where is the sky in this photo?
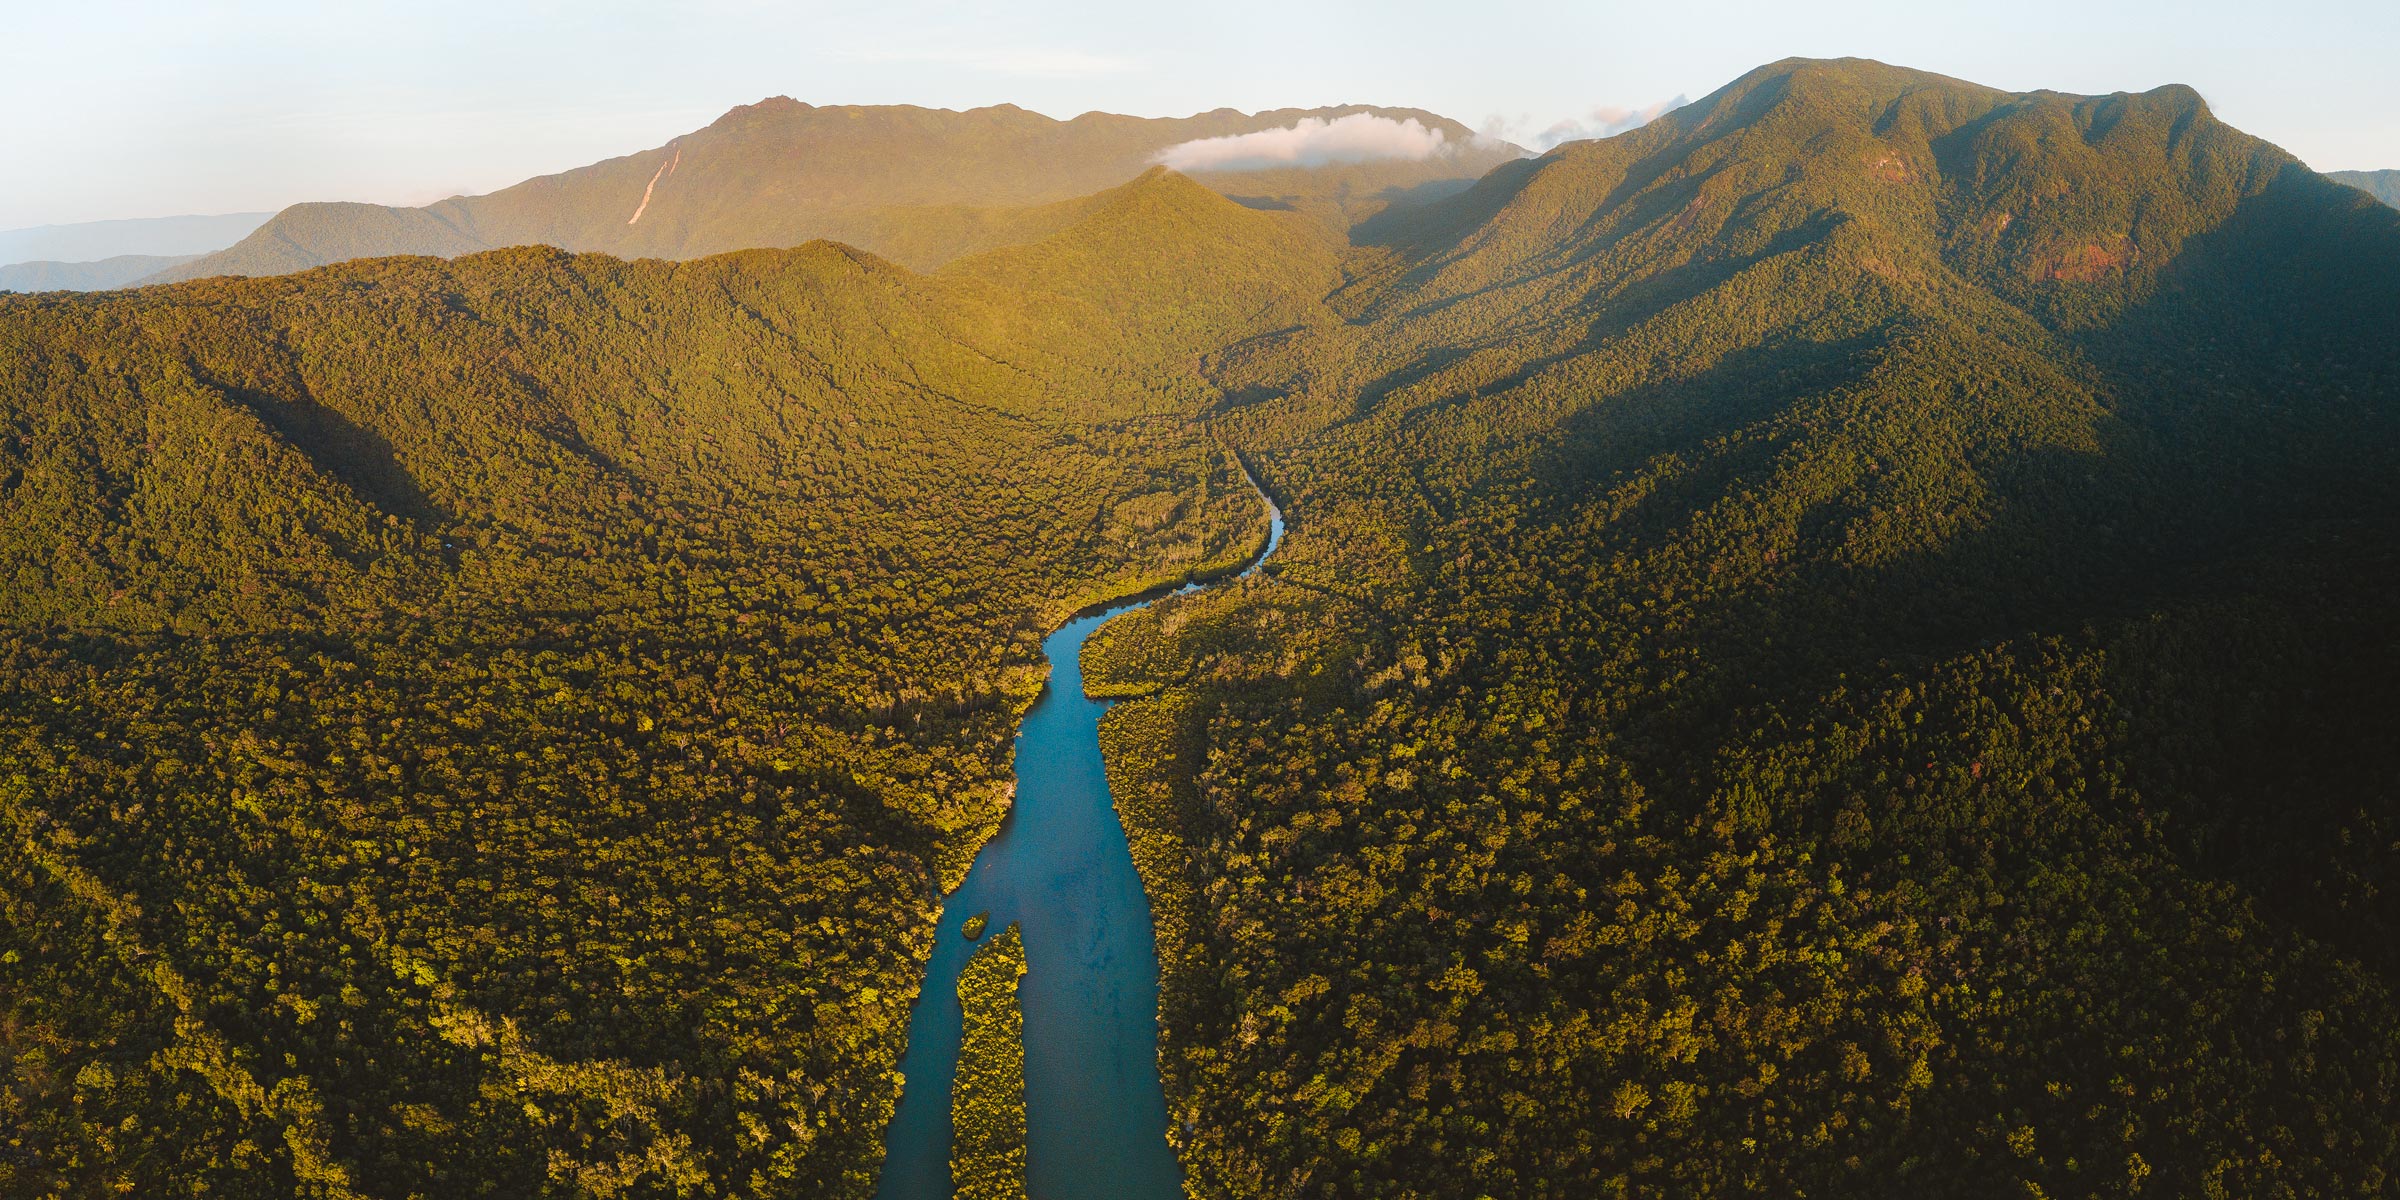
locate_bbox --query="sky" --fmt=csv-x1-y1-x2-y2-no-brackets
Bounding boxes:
4,0,2396,230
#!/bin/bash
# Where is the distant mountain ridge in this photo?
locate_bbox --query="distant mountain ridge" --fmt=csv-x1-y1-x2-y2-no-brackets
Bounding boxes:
0,212,270,266
2330,168,2400,209
0,253,202,292
148,101,1521,283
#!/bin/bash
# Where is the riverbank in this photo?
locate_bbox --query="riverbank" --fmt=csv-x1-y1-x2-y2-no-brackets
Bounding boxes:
874,461,1283,1200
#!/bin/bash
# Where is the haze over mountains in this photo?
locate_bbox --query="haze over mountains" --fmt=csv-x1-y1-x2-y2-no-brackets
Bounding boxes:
0,211,272,266
0,254,204,293
4,54,2399,1200
0,212,272,294
2331,168,2400,208
142,101,1522,285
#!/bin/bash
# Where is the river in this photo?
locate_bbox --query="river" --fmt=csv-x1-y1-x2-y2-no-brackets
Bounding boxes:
875,469,1283,1200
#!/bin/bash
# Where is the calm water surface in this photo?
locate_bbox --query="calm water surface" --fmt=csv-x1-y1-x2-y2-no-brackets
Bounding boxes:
876,477,1283,1200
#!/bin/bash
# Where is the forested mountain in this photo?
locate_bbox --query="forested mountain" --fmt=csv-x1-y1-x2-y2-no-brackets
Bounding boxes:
2330,167,2400,208
7,54,2400,1200
0,253,202,293
147,101,1517,284
0,173,1322,1196
1086,57,2400,1198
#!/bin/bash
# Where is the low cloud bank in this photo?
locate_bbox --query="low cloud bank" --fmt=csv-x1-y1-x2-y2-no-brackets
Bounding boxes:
1155,113,1451,173
1482,96,1691,153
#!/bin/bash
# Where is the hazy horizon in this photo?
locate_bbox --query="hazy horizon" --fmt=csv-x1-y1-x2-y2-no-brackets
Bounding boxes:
7,0,2395,231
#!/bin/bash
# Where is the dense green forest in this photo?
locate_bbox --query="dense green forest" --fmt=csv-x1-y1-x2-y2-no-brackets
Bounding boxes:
0,174,1314,1197
8,53,2400,1200
1088,58,2400,1198
950,925,1028,1200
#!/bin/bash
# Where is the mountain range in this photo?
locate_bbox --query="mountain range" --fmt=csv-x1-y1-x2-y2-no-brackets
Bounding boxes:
139,102,1519,284
0,253,203,292
2331,167,2400,208
4,56,2398,1200
1103,57,2400,1198
0,211,271,267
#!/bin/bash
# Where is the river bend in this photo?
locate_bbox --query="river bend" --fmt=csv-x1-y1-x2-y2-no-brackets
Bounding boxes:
876,470,1283,1200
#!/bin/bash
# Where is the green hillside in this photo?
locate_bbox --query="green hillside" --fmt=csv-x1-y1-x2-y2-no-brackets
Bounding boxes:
147,101,1519,283
158,200,492,279
0,175,1312,1198
2330,167,2400,208
942,168,1344,373
1087,57,2400,1198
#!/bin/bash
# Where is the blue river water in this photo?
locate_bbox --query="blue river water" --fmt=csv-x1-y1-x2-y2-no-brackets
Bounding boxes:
876,476,1283,1200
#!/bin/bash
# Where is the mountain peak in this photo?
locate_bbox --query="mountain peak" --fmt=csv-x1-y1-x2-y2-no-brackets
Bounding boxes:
1691,57,2221,146
1352,52,2303,339
1670,56,2007,139
708,95,810,128
1741,55,1996,93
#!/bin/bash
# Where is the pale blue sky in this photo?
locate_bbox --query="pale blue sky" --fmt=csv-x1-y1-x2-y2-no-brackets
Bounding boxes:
4,0,2394,229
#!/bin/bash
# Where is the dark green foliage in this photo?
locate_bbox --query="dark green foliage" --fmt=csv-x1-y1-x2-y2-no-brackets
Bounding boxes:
1087,57,2400,1199
950,924,1027,1200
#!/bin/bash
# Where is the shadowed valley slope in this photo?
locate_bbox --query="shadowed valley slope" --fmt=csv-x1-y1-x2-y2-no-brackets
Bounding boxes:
1084,56,2400,1199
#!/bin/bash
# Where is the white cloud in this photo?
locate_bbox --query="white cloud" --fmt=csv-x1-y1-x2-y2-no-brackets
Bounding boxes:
1154,113,1453,174
838,46,1138,77
1484,95,1691,153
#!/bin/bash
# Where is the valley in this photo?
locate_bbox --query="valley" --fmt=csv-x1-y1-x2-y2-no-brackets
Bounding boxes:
3,53,2398,1200
878,469,1281,1200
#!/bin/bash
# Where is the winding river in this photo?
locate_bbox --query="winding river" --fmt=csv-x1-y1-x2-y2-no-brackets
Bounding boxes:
876,471,1283,1200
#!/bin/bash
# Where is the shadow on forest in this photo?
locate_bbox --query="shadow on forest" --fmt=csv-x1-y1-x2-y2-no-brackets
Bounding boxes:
1330,205,1845,433
202,374,451,528
1522,172,2400,977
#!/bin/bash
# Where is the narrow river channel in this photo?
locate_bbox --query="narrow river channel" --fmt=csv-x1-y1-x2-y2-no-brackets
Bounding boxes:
875,469,1283,1200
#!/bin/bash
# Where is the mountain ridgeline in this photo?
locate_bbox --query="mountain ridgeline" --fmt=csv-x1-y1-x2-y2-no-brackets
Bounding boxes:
144,101,1519,284
0,213,270,295
0,211,272,271
0,254,203,293
4,57,2399,1199
2330,167,2400,210
1088,58,2400,1198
